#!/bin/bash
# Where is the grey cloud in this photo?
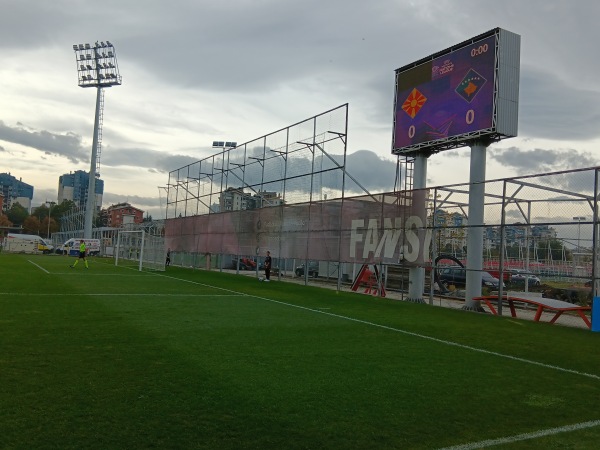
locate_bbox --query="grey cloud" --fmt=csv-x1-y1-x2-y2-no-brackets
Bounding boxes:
32,187,59,208
519,68,600,141
489,147,598,175
0,119,212,175
489,146,599,194
101,147,200,173
344,150,398,192
0,121,88,163
102,192,161,209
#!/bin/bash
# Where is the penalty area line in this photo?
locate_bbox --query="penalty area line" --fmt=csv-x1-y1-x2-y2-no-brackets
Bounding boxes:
438,419,600,450
27,259,49,274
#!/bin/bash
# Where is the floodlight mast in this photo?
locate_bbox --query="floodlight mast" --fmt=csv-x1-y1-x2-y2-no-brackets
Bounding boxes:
72,41,122,239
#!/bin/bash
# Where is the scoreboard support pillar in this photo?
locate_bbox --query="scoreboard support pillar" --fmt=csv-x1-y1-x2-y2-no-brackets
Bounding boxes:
464,141,488,311
407,153,428,304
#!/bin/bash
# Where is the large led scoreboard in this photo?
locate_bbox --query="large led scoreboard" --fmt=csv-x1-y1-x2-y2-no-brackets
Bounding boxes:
392,28,520,155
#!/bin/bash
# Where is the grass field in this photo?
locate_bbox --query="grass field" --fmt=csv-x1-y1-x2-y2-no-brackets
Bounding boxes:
1,252,600,449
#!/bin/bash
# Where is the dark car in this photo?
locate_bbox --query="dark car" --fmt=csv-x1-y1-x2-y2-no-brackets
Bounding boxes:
438,267,504,289
295,261,319,278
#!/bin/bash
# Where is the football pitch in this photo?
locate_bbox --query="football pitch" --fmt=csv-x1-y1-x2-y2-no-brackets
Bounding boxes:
1,253,600,449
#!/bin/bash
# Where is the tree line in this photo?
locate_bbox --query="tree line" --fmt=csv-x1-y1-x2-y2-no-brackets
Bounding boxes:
0,201,76,238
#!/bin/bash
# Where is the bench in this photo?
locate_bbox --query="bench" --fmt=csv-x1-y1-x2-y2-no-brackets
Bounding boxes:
474,292,592,329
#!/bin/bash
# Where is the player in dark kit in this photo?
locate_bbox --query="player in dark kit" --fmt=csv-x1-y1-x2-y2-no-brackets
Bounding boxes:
264,251,272,282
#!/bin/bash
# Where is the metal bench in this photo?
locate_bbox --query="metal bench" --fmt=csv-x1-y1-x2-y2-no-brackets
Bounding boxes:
474,292,591,329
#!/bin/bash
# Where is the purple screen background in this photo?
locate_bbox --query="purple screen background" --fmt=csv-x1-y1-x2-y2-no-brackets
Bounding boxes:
393,35,496,151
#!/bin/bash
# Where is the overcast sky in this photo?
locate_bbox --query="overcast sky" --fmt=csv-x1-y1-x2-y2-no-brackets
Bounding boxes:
1,0,599,219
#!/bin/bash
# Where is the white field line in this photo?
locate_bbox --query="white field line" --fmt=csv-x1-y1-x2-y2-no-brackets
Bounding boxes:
54,273,155,276
151,272,600,381
26,263,600,382
0,293,244,297
20,262,600,446
11,261,600,444
438,419,600,450
27,259,49,274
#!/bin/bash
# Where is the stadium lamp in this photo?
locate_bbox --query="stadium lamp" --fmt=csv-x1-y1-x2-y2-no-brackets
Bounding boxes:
212,141,237,149
73,41,122,89
72,40,122,239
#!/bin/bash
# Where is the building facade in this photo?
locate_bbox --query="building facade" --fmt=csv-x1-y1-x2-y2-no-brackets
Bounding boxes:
0,173,34,212
105,202,144,227
58,170,104,210
219,187,283,212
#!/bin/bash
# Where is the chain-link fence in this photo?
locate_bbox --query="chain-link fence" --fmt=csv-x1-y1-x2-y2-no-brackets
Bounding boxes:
165,166,600,330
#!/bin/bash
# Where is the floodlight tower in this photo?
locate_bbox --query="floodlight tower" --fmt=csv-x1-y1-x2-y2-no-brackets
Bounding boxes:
72,41,122,238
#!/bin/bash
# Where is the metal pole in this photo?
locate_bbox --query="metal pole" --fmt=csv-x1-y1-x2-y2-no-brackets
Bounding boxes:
84,86,102,239
46,201,53,239
464,140,487,311
592,170,599,299
525,201,531,293
407,153,427,303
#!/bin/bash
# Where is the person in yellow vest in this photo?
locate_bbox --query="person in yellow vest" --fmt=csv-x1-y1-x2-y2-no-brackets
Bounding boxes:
70,240,89,269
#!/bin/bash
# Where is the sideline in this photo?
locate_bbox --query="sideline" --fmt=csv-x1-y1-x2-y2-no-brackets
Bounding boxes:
153,271,600,381
0,292,244,297
27,259,49,274
438,419,600,449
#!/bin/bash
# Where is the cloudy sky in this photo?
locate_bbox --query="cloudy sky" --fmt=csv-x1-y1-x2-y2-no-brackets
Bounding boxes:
1,0,599,219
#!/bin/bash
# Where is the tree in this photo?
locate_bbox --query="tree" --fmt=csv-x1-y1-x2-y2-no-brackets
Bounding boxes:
0,214,13,239
41,217,59,238
32,204,50,221
23,215,42,235
6,203,28,226
0,214,12,227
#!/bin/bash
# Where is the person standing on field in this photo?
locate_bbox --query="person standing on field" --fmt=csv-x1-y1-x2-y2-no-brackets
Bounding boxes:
264,250,272,282
70,240,88,269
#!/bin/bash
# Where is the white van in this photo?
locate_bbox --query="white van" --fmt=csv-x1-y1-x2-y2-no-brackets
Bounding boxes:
61,238,101,256
4,233,54,254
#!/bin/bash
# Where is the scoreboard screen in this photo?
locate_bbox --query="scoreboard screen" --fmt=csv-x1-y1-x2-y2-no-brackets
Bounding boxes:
392,29,519,155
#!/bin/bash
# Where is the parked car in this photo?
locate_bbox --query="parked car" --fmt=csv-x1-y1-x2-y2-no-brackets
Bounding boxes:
231,257,256,270
510,271,541,286
295,261,319,278
438,267,504,289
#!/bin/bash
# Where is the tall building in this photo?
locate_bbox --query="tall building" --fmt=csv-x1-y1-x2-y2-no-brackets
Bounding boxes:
0,173,34,212
58,170,104,210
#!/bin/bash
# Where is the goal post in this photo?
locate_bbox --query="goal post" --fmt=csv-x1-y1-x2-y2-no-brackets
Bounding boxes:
115,230,166,271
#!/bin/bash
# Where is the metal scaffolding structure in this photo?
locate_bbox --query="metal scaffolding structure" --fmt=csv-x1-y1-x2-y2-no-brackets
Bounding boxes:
165,104,371,218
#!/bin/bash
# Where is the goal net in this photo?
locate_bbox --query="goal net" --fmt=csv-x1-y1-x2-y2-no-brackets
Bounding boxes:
115,230,166,271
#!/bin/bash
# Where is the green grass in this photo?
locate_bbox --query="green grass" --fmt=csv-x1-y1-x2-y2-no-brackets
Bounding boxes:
1,253,600,449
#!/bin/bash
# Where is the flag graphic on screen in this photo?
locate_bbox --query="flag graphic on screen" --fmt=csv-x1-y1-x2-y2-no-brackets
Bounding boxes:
455,69,486,103
402,88,427,118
